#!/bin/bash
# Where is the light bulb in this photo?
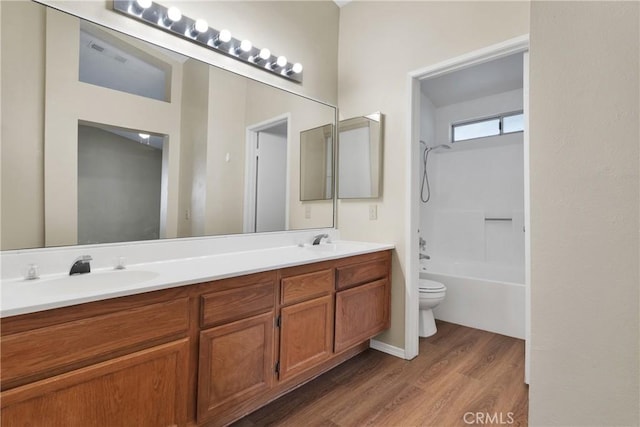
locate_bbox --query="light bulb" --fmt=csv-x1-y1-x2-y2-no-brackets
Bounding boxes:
240,40,252,52
259,48,271,60
136,0,152,9
276,56,287,67
292,63,303,73
219,29,232,43
194,19,208,34
139,133,150,139
166,7,182,22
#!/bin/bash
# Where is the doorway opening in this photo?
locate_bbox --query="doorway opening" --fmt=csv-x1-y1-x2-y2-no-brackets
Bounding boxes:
406,36,530,383
244,115,290,233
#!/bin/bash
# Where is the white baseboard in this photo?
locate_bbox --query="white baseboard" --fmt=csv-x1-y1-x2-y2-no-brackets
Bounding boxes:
369,339,406,359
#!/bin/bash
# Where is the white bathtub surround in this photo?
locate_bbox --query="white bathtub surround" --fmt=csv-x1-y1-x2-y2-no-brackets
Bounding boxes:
420,87,525,278
1,235,393,317
421,260,524,339
418,83,525,340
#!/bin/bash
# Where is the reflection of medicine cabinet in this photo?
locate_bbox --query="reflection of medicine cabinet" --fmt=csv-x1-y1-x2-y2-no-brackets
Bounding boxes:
338,112,383,199
300,124,334,201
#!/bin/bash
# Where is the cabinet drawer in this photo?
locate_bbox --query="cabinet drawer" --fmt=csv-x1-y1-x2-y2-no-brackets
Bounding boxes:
281,269,333,305
1,339,189,427
1,297,189,389
201,282,275,328
336,258,389,290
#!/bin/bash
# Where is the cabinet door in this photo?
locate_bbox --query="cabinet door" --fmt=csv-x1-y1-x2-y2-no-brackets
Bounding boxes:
197,312,274,423
335,279,390,353
0,339,189,427
279,295,333,381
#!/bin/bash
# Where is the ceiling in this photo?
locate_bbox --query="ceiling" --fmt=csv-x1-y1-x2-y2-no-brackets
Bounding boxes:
333,0,352,7
421,53,524,107
79,24,169,102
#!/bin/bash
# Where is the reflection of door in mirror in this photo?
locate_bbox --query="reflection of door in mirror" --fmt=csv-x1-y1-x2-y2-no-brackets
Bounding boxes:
78,123,167,244
244,118,289,233
300,124,334,201
338,113,383,199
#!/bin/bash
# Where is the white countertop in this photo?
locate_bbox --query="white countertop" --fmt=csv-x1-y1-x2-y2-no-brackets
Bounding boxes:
1,241,393,318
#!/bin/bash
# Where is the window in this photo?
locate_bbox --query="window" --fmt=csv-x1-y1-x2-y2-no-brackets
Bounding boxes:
452,111,524,142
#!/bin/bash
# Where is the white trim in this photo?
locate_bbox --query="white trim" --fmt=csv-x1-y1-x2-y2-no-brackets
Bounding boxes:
243,113,291,233
405,35,530,363
408,34,530,80
523,51,531,385
404,75,421,361
369,339,406,359
243,130,258,233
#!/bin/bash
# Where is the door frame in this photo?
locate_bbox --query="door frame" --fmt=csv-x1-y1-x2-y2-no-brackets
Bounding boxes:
405,35,530,372
243,113,291,233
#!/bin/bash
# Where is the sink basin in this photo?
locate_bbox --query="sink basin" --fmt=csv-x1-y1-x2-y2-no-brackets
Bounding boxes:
303,242,367,253
27,270,160,296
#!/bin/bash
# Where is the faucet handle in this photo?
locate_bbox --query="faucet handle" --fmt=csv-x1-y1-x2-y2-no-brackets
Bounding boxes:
70,255,93,275
312,233,329,245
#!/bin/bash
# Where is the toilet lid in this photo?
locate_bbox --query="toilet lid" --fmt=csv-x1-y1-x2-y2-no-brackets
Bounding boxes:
419,279,446,292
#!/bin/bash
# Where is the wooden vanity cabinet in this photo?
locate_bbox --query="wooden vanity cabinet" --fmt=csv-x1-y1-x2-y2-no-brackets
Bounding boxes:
334,251,392,353
196,273,278,424
0,287,191,427
278,266,334,381
0,250,392,427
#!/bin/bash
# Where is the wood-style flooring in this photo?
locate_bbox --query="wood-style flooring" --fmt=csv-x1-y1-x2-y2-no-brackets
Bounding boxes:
233,321,528,427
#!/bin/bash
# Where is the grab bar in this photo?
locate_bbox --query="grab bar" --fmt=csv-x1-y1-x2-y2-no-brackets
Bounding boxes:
484,217,512,221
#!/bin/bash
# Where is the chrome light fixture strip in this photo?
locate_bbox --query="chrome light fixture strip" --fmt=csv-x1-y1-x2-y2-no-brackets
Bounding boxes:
112,0,303,83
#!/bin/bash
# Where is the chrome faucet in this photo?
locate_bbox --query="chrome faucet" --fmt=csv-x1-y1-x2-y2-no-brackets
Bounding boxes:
312,233,329,245
419,253,430,260
70,255,92,275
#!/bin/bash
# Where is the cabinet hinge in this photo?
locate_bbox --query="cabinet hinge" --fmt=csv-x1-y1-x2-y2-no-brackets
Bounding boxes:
275,361,280,374
276,315,281,328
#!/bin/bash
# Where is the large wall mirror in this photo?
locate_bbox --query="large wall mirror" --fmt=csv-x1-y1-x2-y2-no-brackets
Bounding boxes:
0,1,336,250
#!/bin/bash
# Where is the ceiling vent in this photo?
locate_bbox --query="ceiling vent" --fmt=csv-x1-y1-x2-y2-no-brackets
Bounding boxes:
89,42,104,52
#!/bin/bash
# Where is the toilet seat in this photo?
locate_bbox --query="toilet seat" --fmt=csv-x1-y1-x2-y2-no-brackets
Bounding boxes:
419,279,446,293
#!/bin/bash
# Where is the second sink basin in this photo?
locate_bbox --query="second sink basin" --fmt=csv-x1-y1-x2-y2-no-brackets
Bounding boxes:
27,270,160,296
303,242,368,254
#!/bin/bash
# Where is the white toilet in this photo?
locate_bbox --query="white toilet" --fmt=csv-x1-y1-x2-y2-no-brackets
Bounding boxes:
419,278,447,337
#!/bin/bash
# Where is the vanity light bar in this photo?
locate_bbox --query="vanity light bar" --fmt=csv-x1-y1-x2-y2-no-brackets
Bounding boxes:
113,0,303,83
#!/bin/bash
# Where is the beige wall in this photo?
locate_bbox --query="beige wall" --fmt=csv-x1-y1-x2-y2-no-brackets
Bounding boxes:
338,1,530,348
529,2,639,425
207,67,248,235
178,59,210,238
0,1,45,249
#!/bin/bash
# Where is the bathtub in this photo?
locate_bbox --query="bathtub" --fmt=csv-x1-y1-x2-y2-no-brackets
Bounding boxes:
420,258,525,339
